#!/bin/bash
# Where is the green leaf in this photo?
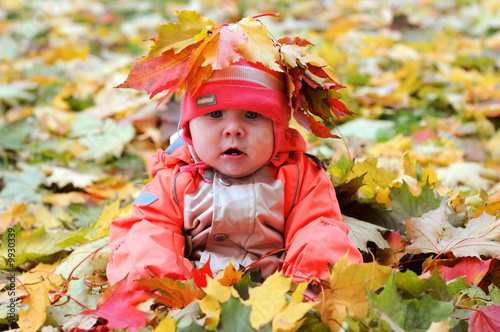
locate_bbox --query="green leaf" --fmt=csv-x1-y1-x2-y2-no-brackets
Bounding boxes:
47,278,101,325
360,181,443,232
70,115,135,163
394,269,453,302
0,223,26,268
489,284,500,305
329,154,354,184
368,274,454,332
0,81,37,106
0,119,32,151
389,181,442,222
446,277,468,296
0,165,45,203
218,297,272,332
233,272,260,301
177,322,207,332
0,224,87,268
297,311,331,332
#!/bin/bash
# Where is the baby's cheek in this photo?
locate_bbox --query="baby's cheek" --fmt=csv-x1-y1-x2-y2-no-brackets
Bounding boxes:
248,131,273,157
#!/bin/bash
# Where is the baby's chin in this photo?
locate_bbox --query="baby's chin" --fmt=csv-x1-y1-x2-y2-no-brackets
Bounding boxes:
214,163,264,179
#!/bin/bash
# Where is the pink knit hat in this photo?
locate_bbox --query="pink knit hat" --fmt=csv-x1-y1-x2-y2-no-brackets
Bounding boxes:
180,59,291,158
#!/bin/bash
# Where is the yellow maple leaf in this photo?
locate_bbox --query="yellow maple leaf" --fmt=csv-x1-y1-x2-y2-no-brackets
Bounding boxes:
229,17,281,72
154,316,176,332
0,204,30,234
197,276,232,328
272,282,315,332
143,10,214,61
17,263,64,332
319,255,392,331
94,200,131,238
243,271,292,329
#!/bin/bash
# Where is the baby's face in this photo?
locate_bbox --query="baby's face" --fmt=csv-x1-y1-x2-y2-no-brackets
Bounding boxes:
189,109,274,178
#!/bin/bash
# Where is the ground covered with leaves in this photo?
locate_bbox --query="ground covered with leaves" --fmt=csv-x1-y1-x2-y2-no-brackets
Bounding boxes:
1,0,500,331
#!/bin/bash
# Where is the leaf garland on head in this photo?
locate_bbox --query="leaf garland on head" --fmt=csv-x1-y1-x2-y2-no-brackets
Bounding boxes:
118,10,354,138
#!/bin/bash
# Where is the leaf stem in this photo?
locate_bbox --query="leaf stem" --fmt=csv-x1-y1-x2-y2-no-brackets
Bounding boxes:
455,304,480,312
67,242,109,280
252,13,280,19
49,289,92,310
421,253,442,274
242,248,287,272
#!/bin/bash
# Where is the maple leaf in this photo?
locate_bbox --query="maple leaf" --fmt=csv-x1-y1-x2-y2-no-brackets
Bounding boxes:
197,276,232,328
49,278,102,326
139,276,203,308
342,215,390,252
201,25,246,70
92,199,131,239
393,269,453,302
368,274,454,332
219,297,272,332
306,115,338,139
142,10,214,60
320,255,393,331
243,271,292,329
0,165,45,203
118,46,193,98
376,231,408,266
229,16,281,72
78,278,153,332
16,263,65,332
434,257,497,286
180,32,218,93
272,281,315,331
191,257,213,289
468,304,500,332
405,205,500,258
280,44,307,69
215,260,244,286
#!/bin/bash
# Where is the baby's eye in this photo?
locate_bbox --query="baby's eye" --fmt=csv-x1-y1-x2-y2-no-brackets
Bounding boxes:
209,111,223,118
245,111,259,119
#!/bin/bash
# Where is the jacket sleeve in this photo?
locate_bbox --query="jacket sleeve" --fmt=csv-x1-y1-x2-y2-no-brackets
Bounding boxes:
281,154,362,282
106,166,195,289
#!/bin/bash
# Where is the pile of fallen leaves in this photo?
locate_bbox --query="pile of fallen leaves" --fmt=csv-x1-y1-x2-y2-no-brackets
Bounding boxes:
1,0,500,331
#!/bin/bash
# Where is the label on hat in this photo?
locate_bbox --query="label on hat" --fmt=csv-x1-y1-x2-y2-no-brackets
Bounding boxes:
196,94,217,107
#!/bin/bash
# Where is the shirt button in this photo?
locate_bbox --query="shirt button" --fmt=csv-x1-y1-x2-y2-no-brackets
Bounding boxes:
213,233,227,242
219,176,232,186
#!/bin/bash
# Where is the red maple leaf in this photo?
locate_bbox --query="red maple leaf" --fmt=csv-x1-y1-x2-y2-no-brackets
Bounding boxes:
191,257,213,288
436,257,496,286
78,279,154,332
117,45,194,98
469,304,500,332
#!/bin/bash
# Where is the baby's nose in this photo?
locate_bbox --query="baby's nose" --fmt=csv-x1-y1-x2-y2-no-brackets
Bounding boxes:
224,121,244,137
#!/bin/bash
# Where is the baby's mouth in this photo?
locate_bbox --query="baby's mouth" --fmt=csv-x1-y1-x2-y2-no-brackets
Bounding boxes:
223,148,244,156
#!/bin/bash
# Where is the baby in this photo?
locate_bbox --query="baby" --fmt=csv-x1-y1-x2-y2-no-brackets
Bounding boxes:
106,58,362,289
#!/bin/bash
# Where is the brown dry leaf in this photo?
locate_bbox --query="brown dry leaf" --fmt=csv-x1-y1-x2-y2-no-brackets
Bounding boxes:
405,205,500,258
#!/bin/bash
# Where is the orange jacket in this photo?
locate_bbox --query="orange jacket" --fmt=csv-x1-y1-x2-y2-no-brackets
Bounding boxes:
107,128,362,287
